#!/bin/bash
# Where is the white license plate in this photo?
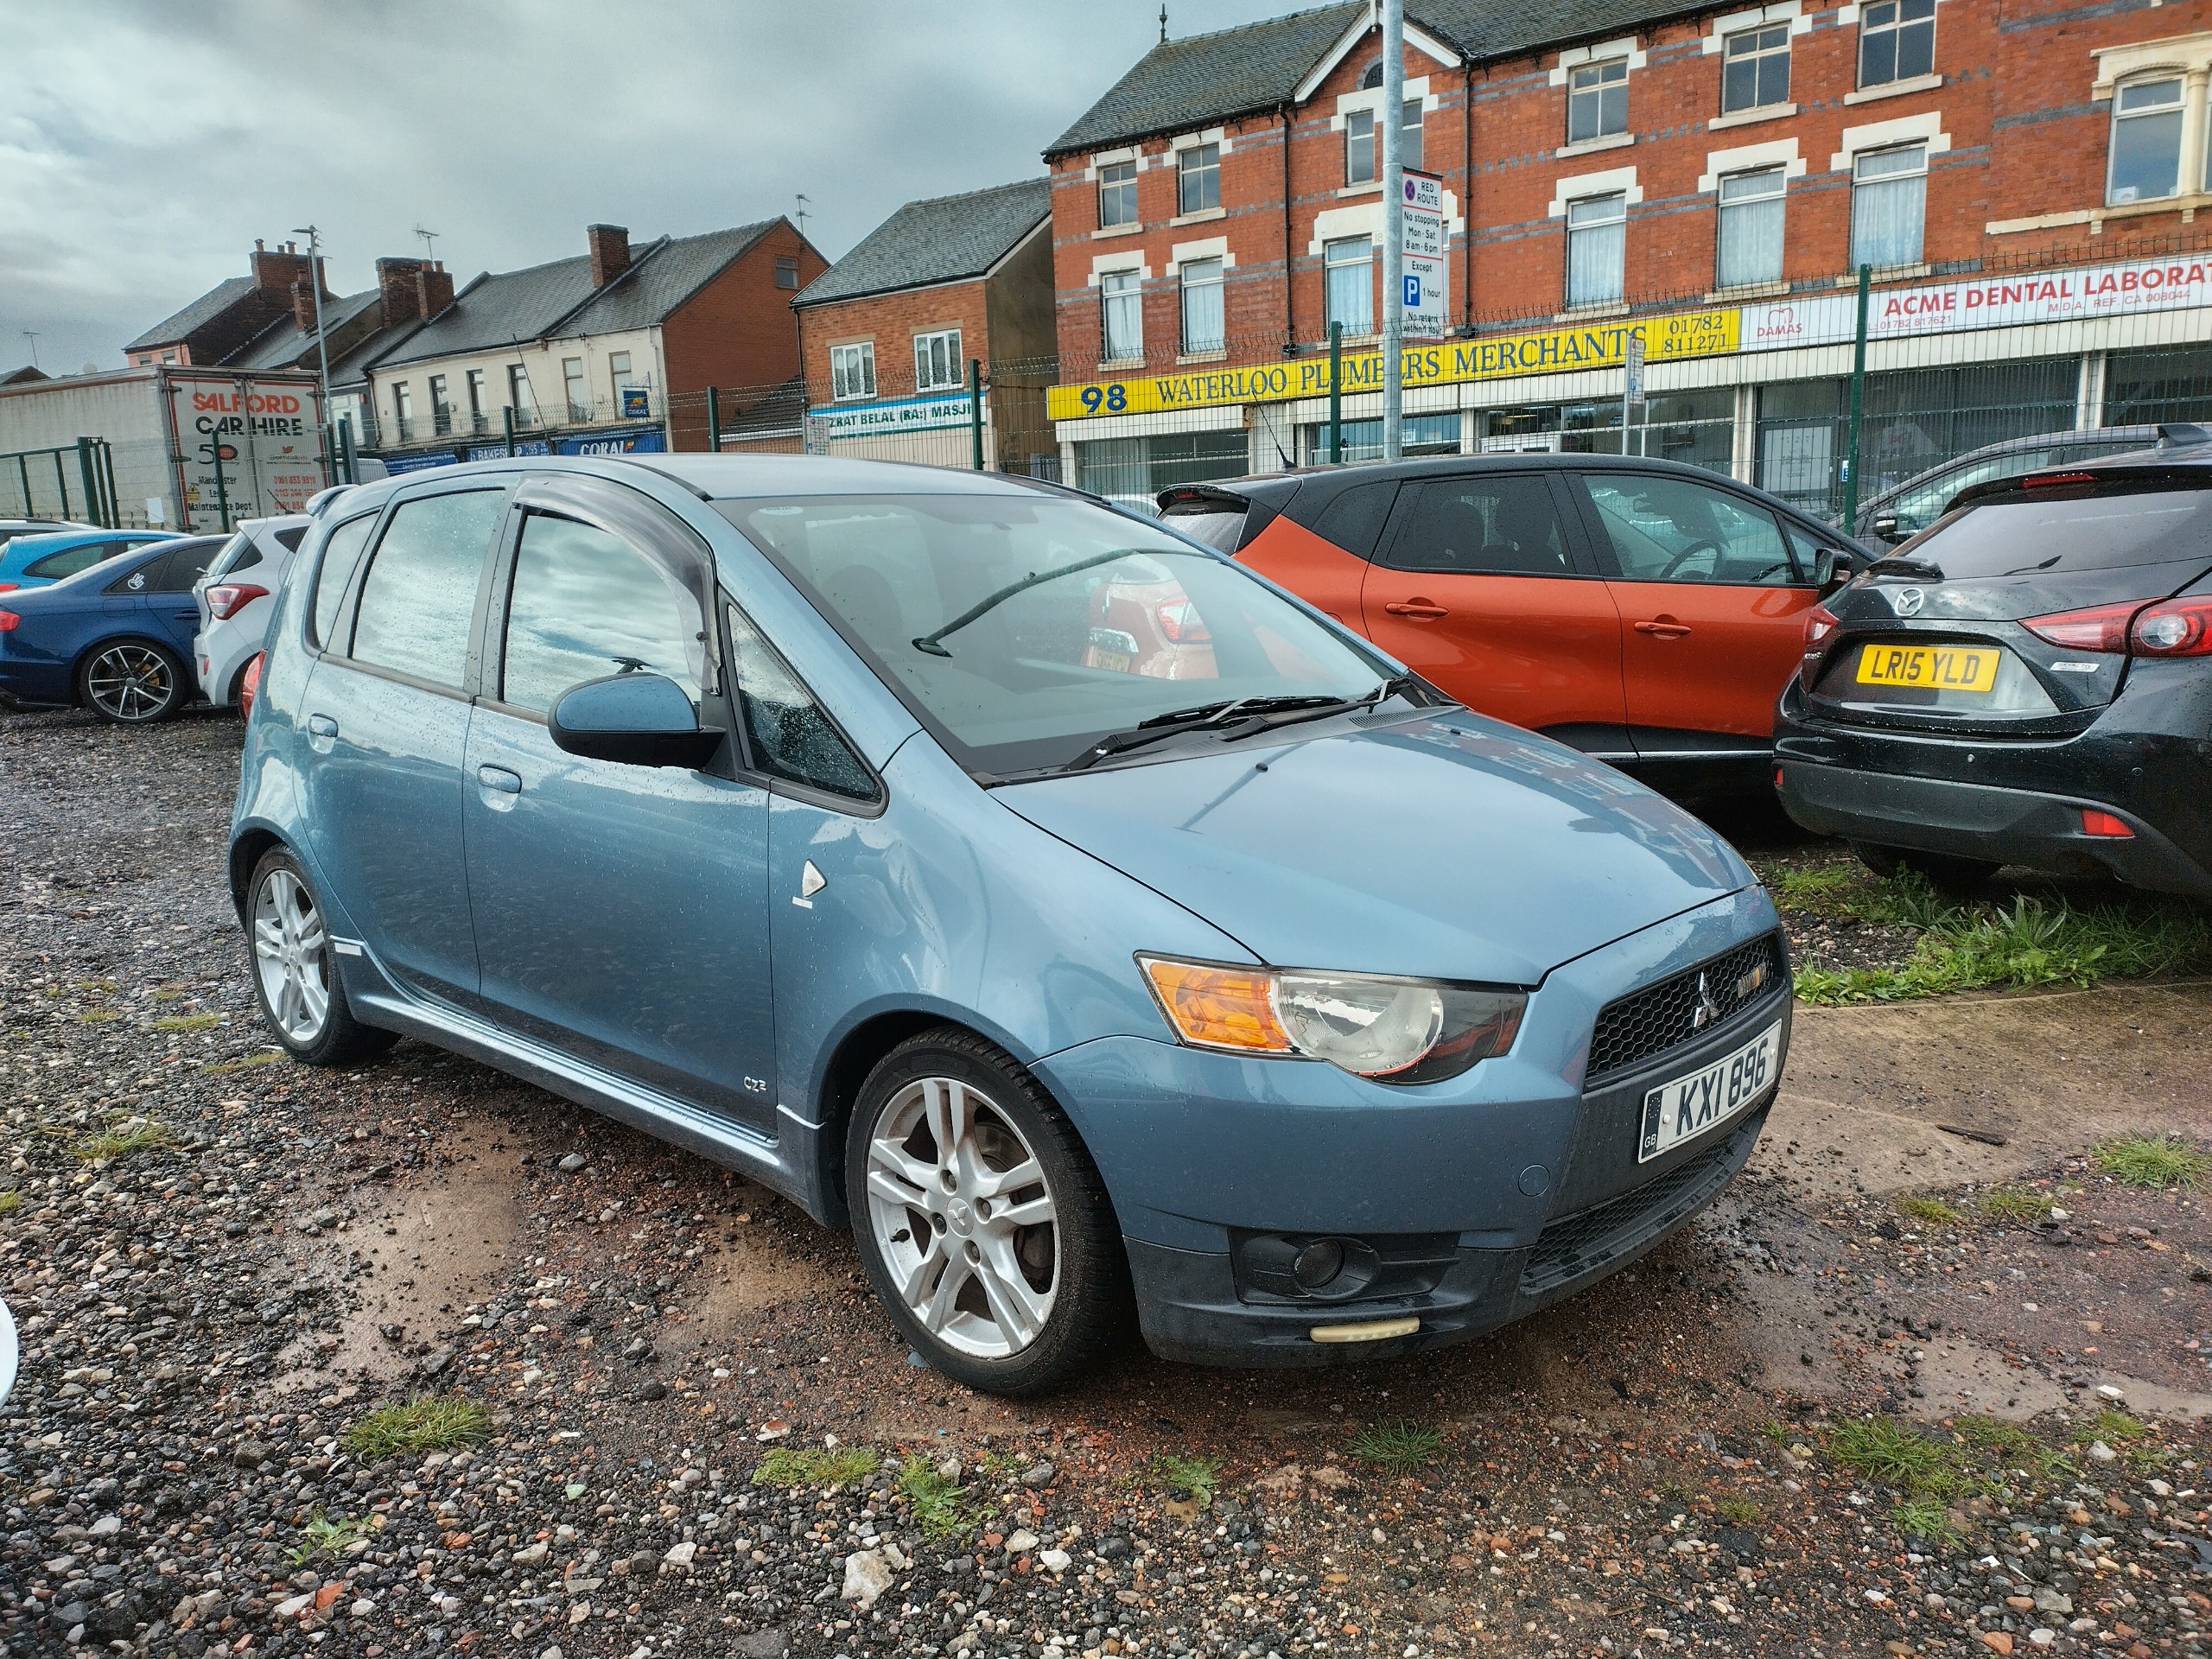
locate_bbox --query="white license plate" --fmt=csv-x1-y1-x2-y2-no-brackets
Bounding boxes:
1637,1021,1782,1163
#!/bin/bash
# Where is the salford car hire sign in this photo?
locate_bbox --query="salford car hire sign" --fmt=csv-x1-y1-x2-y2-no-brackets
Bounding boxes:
163,372,326,529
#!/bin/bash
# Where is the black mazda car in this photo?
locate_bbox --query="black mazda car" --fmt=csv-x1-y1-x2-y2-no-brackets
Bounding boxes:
1775,431,2212,898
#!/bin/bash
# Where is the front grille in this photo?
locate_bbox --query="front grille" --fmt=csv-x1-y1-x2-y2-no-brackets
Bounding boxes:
1586,932,1787,1085
1517,1129,1745,1299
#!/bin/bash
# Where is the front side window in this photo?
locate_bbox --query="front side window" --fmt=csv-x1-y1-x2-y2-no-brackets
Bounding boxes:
1851,143,1927,269
1324,236,1374,334
1716,166,1787,289
1859,0,1936,88
1568,59,1629,143
1179,257,1224,353
499,512,703,713
2109,78,2185,204
914,328,963,393
346,489,505,688
1580,474,1799,586
310,514,378,650
1100,270,1143,360
1566,192,1627,308
718,493,1392,777
1177,143,1219,214
830,340,876,401
725,604,877,801
1721,22,1791,113
1098,160,1138,226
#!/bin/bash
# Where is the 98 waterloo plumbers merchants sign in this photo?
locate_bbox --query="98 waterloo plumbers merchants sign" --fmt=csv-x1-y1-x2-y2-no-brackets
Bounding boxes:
164,373,325,528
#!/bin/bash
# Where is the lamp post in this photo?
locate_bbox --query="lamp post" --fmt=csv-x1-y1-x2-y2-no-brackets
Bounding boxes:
291,226,334,481
1380,0,1404,461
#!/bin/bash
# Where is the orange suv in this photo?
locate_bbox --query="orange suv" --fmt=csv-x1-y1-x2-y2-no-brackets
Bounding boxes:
1161,456,1866,789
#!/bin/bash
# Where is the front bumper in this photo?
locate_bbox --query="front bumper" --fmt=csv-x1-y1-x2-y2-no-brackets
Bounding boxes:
1033,886,1788,1365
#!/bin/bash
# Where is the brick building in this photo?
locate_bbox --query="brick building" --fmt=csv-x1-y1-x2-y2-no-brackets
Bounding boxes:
1044,0,2212,516
124,239,331,369
784,181,1054,470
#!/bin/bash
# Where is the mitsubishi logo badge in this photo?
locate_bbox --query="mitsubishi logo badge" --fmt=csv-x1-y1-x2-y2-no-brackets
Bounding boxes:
1691,971,1724,1032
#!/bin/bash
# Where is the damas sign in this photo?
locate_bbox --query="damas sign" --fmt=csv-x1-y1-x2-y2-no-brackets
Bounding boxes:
1744,252,2212,351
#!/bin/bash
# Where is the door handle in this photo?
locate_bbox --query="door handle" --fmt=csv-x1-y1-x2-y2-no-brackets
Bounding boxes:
307,715,338,737
1634,620,1693,639
475,765,522,795
1383,600,1450,620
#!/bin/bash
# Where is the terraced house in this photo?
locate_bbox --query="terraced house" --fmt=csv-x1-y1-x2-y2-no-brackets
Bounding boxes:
1046,0,2212,518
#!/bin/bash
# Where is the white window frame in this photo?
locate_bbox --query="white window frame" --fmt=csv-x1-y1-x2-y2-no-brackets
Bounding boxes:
1849,141,1929,270
1098,269,1143,362
913,327,963,393
562,356,588,421
1720,20,1793,112
1323,235,1375,335
1176,143,1220,215
830,340,876,402
1567,58,1630,145
2107,75,2188,206
1098,159,1139,227
1179,257,1224,354
1715,166,1788,289
1566,192,1627,308
1857,0,1937,89
607,351,632,405
508,363,534,417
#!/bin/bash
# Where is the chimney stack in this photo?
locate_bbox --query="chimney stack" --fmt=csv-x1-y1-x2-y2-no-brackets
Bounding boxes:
251,239,314,296
376,256,427,327
291,281,320,336
587,224,631,289
415,261,454,320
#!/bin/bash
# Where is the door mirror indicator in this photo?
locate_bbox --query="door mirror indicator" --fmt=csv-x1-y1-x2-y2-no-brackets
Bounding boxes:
1871,513,1900,540
548,673,720,769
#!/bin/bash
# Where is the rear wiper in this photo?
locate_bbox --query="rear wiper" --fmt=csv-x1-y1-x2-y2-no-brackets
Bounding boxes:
1870,556,1944,581
1062,678,1415,772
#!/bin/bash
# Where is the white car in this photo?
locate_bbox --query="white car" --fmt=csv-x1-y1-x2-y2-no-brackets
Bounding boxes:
193,515,311,710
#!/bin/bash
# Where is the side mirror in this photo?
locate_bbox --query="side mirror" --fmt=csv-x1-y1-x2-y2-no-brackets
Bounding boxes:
1813,550,1851,593
548,673,720,769
1871,513,1900,541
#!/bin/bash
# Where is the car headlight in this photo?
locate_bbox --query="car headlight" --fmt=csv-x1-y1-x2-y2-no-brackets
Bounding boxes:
1138,956,1525,1084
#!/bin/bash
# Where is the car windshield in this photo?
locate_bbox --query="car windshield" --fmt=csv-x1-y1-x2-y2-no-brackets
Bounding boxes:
1914,485,2212,576
716,493,1395,775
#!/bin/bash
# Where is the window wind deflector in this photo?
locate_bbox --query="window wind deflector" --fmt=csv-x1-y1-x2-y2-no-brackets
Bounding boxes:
910,547,1155,658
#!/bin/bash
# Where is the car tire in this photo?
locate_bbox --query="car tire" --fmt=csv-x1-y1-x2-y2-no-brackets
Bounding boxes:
1849,841,2001,896
845,1028,1132,1395
245,847,397,1068
76,638,188,724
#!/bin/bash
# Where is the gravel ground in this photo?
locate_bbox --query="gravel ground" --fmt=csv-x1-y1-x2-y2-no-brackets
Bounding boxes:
9,709,2212,1659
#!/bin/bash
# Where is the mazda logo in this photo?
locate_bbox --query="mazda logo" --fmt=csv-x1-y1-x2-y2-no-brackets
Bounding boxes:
1893,586,1927,616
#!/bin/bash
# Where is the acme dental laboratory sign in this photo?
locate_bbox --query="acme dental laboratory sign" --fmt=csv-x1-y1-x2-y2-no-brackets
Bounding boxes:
1046,309,1739,422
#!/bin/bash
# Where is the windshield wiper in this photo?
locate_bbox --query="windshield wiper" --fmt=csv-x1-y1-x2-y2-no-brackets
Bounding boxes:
1061,678,1415,772
912,548,1154,658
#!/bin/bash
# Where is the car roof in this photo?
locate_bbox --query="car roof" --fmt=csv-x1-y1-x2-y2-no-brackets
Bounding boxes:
8,526,177,551
1855,424,2171,514
1948,429,2212,511
331,453,1065,514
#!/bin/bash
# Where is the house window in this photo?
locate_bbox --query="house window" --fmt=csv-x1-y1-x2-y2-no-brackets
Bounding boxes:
914,328,963,392
428,373,450,435
1179,257,1224,353
1099,160,1138,226
1345,100,1424,184
1716,166,1787,289
1100,270,1143,361
391,381,413,442
1324,236,1374,335
1566,192,1627,308
508,363,534,419
465,369,486,431
1721,22,1791,113
2109,78,2186,205
1859,0,1936,88
1177,143,1219,214
775,256,799,289
563,357,588,422
1851,142,1928,269
830,341,875,401
1568,59,1629,144
607,352,632,406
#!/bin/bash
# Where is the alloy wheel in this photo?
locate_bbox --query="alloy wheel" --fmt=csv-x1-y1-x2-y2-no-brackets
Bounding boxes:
863,1076,1059,1358
84,644,176,721
252,868,330,1045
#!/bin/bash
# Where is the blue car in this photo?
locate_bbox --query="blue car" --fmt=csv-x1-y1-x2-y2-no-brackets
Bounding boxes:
0,534,226,721
0,526,179,592
228,456,1789,1391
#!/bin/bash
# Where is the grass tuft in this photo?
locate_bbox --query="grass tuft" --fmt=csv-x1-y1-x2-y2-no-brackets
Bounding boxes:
1348,1419,1445,1473
1977,1186,2050,1223
289,1510,377,1562
751,1445,880,1489
895,1456,982,1540
1891,1497,1961,1546
72,1116,175,1162
1713,1495,1760,1527
1826,1419,1957,1497
1154,1452,1222,1503
153,1013,222,1033
340,1394,489,1460
73,1009,120,1024
0,1191,18,1215
2094,1135,2209,1188
1897,1194,1962,1225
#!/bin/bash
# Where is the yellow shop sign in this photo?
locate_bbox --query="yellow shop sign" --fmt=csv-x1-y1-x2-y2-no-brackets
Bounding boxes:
1046,308,1741,423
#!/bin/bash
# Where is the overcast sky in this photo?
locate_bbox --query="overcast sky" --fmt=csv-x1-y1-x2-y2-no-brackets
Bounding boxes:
1,0,1300,375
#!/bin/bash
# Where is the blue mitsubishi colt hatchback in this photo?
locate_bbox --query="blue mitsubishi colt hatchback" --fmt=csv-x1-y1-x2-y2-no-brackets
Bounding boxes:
230,455,1789,1393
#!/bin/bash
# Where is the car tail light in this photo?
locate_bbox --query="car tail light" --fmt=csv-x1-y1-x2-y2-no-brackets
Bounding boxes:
2023,601,2135,652
1799,603,1840,690
0,610,18,632
239,651,265,721
2024,471,2100,489
2081,808,2134,838
0,582,16,594
2131,595,2212,656
205,582,269,621
1155,599,1211,644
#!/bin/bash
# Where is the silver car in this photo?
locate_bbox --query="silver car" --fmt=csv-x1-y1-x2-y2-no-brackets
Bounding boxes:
192,515,312,709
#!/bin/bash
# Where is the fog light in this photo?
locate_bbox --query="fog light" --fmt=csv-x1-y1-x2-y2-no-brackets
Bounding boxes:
2082,808,2134,839
1292,1238,1347,1291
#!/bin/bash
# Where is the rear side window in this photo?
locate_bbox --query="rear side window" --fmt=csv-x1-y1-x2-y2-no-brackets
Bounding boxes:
1306,480,1399,558
499,513,704,714
25,541,119,580
142,541,219,594
310,515,378,649
1385,475,1573,576
1161,508,1248,552
347,490,505,688
1919,486,2212,575
204,532,256,581
274,525,308,552
726,603,878,804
